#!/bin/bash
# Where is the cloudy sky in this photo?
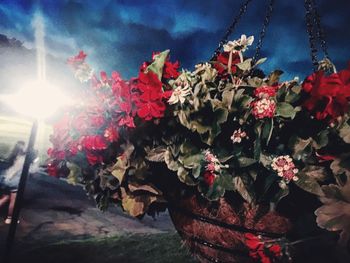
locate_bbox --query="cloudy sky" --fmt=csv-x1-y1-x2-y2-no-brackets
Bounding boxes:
0,0,349,80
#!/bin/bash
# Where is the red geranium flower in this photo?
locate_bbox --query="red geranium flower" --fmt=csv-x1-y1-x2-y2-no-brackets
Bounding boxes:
136,94,166,120
67,51,87,66
118,115,136,128
245,233,282,263
85,151,103,165
134,71,167,120
82,135,108,150
104,125,119,142
203,171,216,186
137,71,163,95
163,60,180,79
90,115,106,128
47,161,59,177
302,63,350,120
47,148,65,160
213,51,241,75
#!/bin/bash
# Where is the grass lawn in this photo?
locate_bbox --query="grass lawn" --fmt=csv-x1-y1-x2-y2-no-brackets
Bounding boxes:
12,232,197,263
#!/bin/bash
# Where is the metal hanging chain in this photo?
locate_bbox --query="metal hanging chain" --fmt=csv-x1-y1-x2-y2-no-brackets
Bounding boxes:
304,0,319,70
309,0,330,60
252,0,276,63
211,0,253,60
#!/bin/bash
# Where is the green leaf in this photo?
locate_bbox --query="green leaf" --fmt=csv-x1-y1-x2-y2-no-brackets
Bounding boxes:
121,188,161,217
146,50,170,80
254,57,267,66
239,95,254,109
272,187,289,204
192,165,202,178
181,154,203,169
128,183,162,195
259,153,273,168
66,162,81,185
254,123,262,160
218,154,234,163
222,89,235,110
294,172,323,196
145,146,167,162
233,175,255,203
261,119,273,145
262,174,278,196
312,130,329,149
331,155,350,178
285,92,300,104
276,102,296,119
164,150,179,171
219,172,235,190
236,58,252,71
339,122,350,143
248,170,258,181
177,165,196,185
316,176,350,246
301,165,328,182
267,70,283,85
289,136,312,159
238,157,257,168
247,77,263,88
111,156,129,183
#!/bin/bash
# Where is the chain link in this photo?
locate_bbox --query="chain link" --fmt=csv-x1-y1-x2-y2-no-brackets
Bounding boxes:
309,0,330,60
252,0,275,63
304,0,319,71
304,0,331,71
210,0,253,60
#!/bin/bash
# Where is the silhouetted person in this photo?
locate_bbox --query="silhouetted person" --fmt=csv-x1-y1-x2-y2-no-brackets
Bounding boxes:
0,141,38,224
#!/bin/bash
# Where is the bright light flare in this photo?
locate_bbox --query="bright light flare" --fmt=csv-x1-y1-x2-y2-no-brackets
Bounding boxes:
0,80,72,119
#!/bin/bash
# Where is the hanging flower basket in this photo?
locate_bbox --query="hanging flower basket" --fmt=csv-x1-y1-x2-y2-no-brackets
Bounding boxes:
46,2,350,261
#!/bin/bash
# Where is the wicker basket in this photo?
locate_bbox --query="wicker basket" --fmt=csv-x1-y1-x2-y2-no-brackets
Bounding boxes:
168,193,291,263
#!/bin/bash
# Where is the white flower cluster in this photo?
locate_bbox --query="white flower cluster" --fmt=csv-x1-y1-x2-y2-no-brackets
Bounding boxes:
271,155,299,188
223,34,254,53
230,128,247,144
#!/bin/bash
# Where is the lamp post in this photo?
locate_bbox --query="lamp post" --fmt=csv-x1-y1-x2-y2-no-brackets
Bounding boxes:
0,80,71,263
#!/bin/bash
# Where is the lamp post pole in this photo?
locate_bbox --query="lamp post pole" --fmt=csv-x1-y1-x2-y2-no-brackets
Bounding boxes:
3,119,38,263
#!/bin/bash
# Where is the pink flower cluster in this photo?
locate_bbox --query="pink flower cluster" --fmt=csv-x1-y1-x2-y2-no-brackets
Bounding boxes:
251,98,276,119
271,155,298,186
230,128,247,143
254,86,277,98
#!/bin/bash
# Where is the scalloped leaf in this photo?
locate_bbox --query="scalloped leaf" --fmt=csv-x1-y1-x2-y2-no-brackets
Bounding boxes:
316,176,350,246
233,175,255,203
294,172,323,196
238,157,257,168
164,149,180,171
111,156,129,182
339,122,350,143
288,136,312,159
146,50,170,80
145,146,167,162
121,188,161,217
128,183,162,195
276,102,296,119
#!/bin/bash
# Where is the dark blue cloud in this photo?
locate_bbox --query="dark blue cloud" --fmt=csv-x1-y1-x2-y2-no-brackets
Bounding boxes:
0,0,349,81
